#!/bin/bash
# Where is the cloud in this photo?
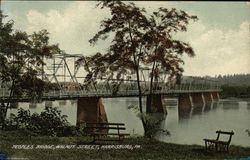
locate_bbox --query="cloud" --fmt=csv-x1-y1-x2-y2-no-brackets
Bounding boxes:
9,1,250,76
23,1,187,55
25,1,111,55
181,21,250,76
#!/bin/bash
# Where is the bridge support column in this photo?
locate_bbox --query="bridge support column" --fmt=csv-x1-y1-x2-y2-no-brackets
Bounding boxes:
76,97,108,124
191,93,205,105
203,93,213,102
178,94,193,118
211,92,220,101
190,93,204,115
146,95,167,114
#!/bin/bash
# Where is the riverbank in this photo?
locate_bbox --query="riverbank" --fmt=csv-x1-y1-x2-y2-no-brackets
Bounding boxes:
0,131,249,160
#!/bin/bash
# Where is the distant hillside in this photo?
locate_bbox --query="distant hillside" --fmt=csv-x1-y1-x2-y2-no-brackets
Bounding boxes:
182,74,250,98
183,74,250,86
215,74,250,86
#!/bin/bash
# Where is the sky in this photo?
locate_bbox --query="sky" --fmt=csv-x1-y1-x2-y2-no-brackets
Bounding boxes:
1,1,250,77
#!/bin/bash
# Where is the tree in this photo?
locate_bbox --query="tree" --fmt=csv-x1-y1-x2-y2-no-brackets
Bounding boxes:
77,1,197,137
0,11,60,126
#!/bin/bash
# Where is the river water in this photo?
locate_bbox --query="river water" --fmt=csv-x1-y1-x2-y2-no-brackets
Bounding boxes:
7,98,250,147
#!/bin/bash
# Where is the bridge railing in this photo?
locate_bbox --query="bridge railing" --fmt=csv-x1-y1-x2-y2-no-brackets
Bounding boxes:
0,83,221,100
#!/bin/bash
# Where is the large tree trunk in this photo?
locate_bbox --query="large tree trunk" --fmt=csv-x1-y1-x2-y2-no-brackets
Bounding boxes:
135,65,146,124
147,61,156,113
128,19,147,137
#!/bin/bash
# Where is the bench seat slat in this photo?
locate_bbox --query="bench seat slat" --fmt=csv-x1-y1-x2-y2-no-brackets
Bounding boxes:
84,122,130,142
216,131,234,135
91,133,130,136
203,139,229,144
92,139,126,141
86,123,125,126
204,130,234,152
85,127,126,130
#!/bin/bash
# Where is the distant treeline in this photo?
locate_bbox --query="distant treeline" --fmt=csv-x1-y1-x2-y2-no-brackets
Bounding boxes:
188,74,250,98
220,85,250,98
195,74,250,86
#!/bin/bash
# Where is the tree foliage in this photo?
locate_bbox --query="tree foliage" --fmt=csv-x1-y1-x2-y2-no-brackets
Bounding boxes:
4,107,72,136
80,1,197,83
0,11,60,125
77,1,197,137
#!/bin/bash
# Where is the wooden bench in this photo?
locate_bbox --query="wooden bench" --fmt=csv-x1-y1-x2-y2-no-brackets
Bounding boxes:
203,130,234,152
84,123,130,143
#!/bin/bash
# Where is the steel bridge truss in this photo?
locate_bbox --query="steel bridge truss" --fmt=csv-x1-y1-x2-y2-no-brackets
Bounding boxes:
0,51,221,101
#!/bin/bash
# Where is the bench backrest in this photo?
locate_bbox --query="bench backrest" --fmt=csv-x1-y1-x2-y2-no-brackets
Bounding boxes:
86,123,125,126
216,130,234,144
85,123,126,134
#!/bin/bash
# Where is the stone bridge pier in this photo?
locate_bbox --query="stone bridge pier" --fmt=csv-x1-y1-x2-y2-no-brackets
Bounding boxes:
77,97,108,124
203,93,213,102
146,95,167,114
189,93,205,116
178,94,193,118
191,93,205,105
211,92,220,101
178,92,220,118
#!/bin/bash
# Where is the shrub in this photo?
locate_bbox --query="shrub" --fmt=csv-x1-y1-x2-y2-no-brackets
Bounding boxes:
246,129,250,137
3,106,78,136
128,105,170,138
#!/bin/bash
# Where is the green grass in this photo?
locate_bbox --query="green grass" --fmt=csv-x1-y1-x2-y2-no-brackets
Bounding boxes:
0,130,250,160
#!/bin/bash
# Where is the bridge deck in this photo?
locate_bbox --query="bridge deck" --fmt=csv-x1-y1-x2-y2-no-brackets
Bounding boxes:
0,87,222,102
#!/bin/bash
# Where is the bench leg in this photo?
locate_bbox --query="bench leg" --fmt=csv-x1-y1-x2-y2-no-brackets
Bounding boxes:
92,135,96,143
118,135,125,143
205,141,213,150
215,143,219,152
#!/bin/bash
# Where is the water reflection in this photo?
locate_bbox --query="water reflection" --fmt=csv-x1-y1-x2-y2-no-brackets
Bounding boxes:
247,102,250,110
178,105,192,120
104,98,144,136
71,100,77,105
45,101,53,107
29,103,37,109
203,102,212,112
58,100,67,106
178,101,219,121
165,98,178,106
222,100,239,110
191,104,204,115
6,97,250,147
212,101,219,109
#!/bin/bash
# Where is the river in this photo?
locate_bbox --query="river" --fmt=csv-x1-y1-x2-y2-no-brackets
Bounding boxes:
7,98,250,147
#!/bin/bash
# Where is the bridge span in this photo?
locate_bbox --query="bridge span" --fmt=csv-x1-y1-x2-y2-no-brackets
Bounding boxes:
0,82,222,125
0,83,220,101
0,53,222,125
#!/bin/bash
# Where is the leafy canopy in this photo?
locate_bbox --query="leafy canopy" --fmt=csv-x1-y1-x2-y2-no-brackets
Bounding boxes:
0,11,60,100
76,1,198,138
79,1,197,86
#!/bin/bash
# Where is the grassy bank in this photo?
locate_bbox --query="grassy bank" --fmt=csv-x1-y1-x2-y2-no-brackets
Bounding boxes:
1,131,250,160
